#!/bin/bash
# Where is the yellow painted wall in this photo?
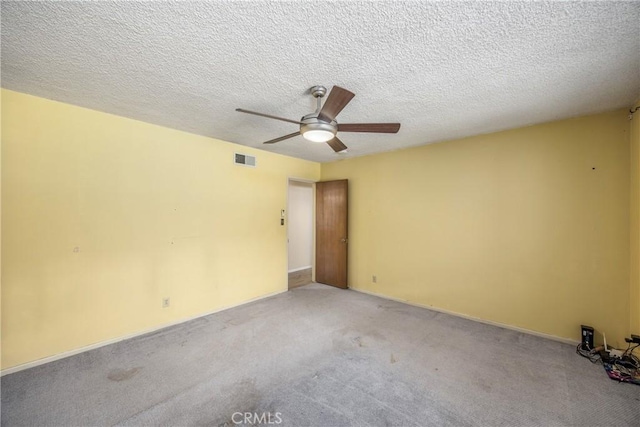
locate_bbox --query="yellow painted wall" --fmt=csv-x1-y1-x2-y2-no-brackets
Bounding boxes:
2,88,635,370
631,100,640,342
1,89,320,369
322,110,631,347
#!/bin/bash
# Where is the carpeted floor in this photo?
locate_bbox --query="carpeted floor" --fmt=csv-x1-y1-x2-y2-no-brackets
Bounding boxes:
2,283,639,426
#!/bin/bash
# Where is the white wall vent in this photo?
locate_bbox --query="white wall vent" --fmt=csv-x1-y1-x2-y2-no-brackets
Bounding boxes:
234,153,256,167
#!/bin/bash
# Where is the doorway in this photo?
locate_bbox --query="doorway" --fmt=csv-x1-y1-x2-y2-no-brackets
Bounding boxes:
287,179,314,289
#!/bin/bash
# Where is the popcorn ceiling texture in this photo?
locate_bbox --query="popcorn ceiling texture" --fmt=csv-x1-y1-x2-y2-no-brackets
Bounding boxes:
2,1,639,163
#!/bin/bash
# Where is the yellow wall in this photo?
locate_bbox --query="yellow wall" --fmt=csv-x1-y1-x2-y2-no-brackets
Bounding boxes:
631,100,640,342
1,90,320,369
322,110,631,347
2,88,635,370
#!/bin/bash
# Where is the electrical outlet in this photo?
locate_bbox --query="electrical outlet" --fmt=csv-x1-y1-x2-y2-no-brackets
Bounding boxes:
372,275,377,283
162,298,170,308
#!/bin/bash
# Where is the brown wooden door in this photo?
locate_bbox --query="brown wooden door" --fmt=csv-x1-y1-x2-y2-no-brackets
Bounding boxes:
316,179,348,289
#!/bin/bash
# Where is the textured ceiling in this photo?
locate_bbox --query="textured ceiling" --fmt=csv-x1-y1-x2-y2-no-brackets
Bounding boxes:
2,1,639,163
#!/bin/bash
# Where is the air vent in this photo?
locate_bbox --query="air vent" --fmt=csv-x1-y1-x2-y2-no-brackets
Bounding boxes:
234,153,256,167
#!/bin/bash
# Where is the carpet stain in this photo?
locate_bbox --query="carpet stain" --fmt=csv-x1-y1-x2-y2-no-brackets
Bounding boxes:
390,354,397,364
107,367,141,382
352,336,364,347
212,378,260,426
476,378,492,393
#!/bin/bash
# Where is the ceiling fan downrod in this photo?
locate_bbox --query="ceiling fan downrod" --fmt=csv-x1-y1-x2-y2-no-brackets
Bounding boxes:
310,85,327,113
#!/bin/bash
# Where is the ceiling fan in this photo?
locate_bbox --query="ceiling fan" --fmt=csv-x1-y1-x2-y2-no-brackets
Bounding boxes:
236,85,401,153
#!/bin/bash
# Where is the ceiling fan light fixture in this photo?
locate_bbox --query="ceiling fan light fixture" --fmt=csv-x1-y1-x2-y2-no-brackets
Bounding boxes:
302,129,335,143
300,117,337,143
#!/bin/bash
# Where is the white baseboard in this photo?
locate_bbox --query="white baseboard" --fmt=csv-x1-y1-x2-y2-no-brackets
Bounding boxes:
288,265,312,273
351,287,579,346
1,289,288,377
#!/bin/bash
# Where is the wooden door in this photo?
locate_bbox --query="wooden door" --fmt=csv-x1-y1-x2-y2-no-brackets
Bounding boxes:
315,179,348,289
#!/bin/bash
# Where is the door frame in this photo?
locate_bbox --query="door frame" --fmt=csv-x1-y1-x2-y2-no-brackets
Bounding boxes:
286,177,317,288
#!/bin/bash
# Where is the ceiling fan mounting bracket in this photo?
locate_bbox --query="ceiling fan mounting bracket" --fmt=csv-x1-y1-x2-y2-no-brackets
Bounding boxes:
310,85,327,99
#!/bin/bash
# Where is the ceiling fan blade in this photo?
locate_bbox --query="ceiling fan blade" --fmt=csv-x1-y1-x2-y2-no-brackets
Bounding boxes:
326,136,348,153
338,123,401,133
263,131,300,144
236,108,301,125
318,86,355,122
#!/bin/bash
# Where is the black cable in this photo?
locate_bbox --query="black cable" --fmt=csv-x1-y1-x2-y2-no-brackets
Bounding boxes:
621,343,640,368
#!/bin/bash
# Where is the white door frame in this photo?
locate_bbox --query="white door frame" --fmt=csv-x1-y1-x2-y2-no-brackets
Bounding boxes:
286,177,316,287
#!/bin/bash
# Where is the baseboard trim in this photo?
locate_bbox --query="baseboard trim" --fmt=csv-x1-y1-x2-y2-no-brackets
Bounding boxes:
351,287,579,346
288,266,312,273
1,289,288,377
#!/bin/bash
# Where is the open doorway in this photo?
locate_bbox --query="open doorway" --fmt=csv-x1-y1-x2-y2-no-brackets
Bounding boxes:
287,179,314,289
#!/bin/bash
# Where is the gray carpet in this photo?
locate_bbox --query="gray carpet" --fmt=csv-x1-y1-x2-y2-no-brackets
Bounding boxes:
2,283,639,426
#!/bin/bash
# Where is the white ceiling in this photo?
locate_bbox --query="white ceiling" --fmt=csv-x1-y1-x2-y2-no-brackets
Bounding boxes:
2,1,639,163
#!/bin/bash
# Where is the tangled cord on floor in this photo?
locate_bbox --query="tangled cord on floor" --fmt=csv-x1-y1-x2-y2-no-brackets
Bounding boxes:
577,342,640,385
576,343,602,363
